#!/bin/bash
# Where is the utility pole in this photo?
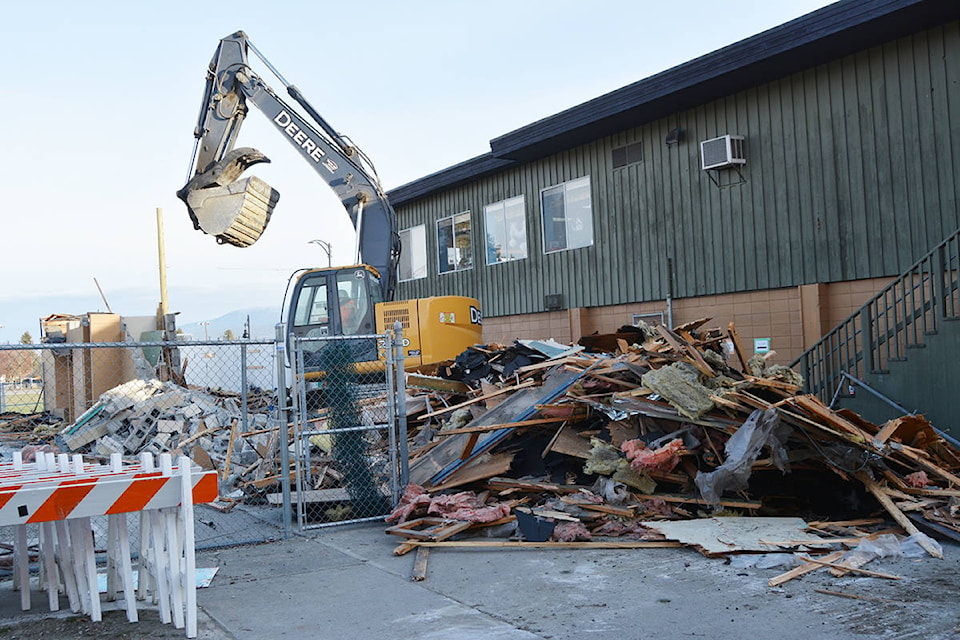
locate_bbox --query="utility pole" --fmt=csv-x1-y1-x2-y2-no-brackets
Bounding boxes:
308,239,333,267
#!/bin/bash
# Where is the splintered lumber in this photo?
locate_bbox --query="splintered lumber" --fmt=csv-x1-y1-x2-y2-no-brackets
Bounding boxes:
768,550,846,587
411,547,430,581
797,556,901,580
221,418,240,481
788,396,871,443
655,325,714,377
406,373,472,394
727,322,749,371
428,452,515,492
404,540,683,550
420,380,536,420
543,424,592,459
409,367,584,487
385,517,473,542
486,477,583,495
438,416,567,436
651,494,762,510
814,589,911,605
856,472,943,558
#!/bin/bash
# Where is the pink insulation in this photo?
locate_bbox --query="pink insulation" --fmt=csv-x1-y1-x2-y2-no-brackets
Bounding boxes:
620,438,685,473
427,492,511,523
386,485,510,524
551,521,592,542
905,470,929,488
385,484,432,524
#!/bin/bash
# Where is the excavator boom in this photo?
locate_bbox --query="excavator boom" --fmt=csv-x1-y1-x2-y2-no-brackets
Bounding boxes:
178,31,400,300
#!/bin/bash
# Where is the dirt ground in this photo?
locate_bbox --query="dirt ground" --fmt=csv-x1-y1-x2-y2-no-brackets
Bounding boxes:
0,606,231,639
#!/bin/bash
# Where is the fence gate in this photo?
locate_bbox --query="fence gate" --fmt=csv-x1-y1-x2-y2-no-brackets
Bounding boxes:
290,327,407,530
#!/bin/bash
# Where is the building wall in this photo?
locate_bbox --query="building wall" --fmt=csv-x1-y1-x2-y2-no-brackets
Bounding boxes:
395,21,960,337
481,276,890,365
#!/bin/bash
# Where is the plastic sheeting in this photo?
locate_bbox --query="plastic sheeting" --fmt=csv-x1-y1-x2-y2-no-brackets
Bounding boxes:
695,408,791,506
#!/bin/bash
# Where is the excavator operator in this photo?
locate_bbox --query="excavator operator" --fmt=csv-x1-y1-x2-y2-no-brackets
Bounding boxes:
339,289,359,334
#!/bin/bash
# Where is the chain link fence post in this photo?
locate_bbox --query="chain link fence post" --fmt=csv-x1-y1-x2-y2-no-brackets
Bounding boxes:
273,323,293,538
393,321,409,488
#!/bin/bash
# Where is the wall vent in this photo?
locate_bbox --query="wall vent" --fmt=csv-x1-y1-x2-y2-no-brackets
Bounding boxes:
544,294,564,311
700,135,746,170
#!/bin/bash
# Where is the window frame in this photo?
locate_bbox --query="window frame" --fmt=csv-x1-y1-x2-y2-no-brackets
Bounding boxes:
484,195,528,266
540,176,594,255
398,224,427,282
436,210,473,274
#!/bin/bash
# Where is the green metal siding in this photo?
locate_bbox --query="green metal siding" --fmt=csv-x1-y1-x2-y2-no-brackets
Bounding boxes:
396,22,960,318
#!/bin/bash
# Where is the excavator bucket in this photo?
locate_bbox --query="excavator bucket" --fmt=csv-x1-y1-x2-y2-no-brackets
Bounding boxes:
182,176,279,247
178,147,280,248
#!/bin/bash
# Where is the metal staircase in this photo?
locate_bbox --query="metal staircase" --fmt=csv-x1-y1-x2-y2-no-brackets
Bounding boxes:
792,227,960,407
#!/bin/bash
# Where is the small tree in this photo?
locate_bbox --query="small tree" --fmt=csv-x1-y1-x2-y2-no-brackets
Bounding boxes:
20,332,32,344
223,329,235,340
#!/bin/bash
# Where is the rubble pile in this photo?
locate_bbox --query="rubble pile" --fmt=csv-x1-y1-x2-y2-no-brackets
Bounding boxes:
54,379,279,501
387,319,960,581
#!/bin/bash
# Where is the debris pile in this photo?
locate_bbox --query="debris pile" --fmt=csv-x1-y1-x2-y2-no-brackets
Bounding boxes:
51,379,279,502
387,319,960,584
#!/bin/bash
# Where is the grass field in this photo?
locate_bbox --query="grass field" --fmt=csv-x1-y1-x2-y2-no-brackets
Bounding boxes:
1,387,43,413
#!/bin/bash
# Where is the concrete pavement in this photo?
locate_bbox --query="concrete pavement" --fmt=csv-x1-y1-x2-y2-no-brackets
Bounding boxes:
192,523,960,640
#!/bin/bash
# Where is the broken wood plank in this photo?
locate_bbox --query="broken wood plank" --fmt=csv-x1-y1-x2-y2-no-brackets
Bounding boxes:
486,477,584,495
543,424,592,459
429,452,515,492
405,540,683,549
385,517,473,541
411,547,430,581
437,416,568,436
797,556,900,580
768,550,846,587
420,380,536,420
727,323,749,371
814,589,910,605
856,472,943,558
648,494,762,510
221,418,240,481
406,373,472,394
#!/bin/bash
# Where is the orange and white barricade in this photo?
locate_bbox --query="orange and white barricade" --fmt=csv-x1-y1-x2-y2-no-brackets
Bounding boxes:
0,451,217,638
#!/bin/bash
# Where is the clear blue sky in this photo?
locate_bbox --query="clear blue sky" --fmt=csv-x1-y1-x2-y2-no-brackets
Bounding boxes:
0,0,835,342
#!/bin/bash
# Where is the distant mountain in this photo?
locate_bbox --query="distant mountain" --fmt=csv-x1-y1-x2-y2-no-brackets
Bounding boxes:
178,307,282,340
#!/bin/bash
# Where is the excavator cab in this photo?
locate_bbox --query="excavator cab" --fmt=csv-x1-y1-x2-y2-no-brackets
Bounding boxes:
287,266,383,372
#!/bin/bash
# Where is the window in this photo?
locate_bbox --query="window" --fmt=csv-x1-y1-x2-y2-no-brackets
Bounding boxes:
292,276,328,329
612,142,643,168
541,176,593,254
437,211,472,273
399,225,427,281
484,196,527,265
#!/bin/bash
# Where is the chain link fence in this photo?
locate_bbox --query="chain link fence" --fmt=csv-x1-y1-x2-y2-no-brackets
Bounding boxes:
290,330,407,530
0,338,286,555
0,327,408,574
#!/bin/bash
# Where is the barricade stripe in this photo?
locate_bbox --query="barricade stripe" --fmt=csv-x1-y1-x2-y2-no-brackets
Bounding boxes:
192,472,219,504
0,485,23,511
28,478,99,523
105,477,169,514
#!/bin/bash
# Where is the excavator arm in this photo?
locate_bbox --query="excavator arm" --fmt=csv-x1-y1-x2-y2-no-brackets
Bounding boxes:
178,31,400,300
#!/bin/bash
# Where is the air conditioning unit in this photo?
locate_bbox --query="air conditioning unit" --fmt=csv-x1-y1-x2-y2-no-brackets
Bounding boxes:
700,135,746,170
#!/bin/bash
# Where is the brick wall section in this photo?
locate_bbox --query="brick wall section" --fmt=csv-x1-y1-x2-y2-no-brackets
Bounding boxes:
480,278,891,366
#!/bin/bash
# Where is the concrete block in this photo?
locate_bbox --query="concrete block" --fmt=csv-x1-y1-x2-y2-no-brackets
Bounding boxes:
156,419,182,434
94,435,125,457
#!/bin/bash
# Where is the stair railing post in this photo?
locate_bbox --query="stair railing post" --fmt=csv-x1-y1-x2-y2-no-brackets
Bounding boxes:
860,304,875,374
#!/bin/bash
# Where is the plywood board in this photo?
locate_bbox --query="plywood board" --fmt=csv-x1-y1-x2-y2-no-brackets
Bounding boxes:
641,517,830,556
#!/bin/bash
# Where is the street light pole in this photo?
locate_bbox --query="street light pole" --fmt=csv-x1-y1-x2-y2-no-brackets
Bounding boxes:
308,239,333,267
199,321,210,340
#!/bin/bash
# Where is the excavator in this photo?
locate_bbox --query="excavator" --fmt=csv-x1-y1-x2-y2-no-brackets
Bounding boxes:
177,31,482,374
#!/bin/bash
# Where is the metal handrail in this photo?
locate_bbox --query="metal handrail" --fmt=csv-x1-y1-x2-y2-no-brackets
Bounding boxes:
792,227,960,402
